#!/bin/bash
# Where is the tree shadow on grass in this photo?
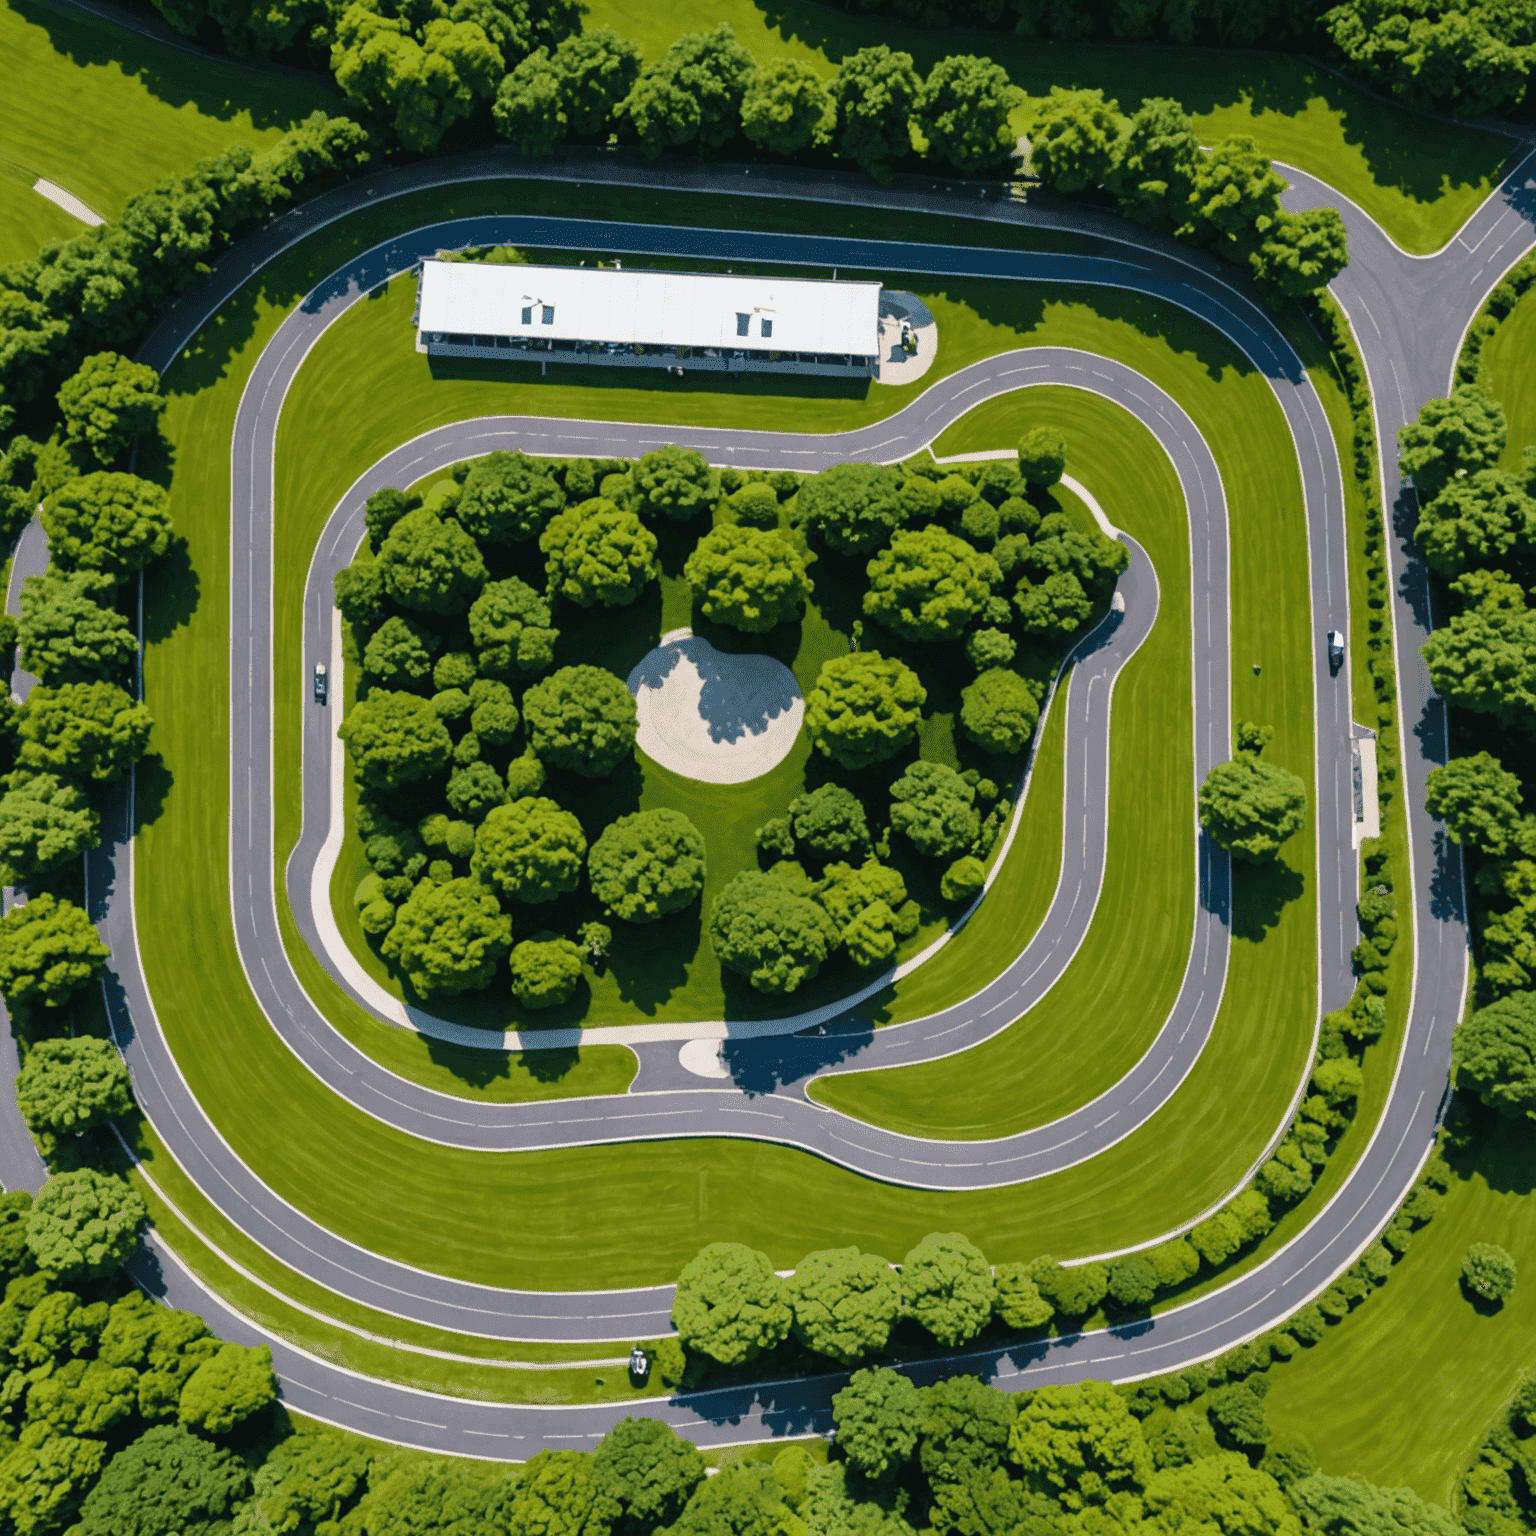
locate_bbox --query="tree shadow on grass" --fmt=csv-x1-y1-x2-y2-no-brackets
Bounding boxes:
551,585,661,678
141,535,200,646
130,753,173,834
421,1033,513,1088
606,908,700,1016
1229,857,1305,942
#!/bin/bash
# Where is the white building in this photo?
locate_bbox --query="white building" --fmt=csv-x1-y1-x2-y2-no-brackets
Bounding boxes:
415,259,883,378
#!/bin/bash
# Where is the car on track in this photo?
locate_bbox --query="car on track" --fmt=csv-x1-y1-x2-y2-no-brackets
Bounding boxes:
314,663,328,704
1326,630,1345,675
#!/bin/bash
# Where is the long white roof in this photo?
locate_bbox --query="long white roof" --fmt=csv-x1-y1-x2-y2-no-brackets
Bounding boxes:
417,260,881,355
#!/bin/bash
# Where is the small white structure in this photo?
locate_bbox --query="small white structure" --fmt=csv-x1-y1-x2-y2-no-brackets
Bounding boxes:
416,259,882,378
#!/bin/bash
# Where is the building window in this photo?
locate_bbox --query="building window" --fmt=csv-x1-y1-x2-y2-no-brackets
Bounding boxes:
542,305,555,325
736,313,750,336
761,318,773,338
521,306,532,325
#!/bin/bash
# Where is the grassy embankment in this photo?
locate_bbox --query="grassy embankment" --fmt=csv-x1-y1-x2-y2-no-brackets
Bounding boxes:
135,180,1317,1293
587,0,1510,253
0,0,331,266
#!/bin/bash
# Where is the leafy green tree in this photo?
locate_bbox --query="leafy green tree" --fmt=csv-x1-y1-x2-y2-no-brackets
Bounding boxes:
1018,427,1067,488
178,1341,277,1433
71,1425,250,1536
382,877,512,996
900,1232,994,1347
673,1241,791,1365
588,808,706,921
1143,1453,1296,1536
0,773,101,884
377,507,486,615
1288,1472,1461,1536
787,1247,900,1364
14,1288,108,1367
685,525,814,633
542,498,659,608
1463,1242,1517,1302
1398,386,1507,503
364,487,421,548
917,1373,1016,1489
965,627,1015,671
864,526,1000,642
1426,752,1525,855
552,28,642,138
593,1417,706,1533
1015,570,1094,636
789,784,869,854
960,668,1040,755
522,665,637,777
890,761,979,858
1025,512,1126,592
16,681,152,782
447,760,508,821
17,570,136,685
1207,1383,1271,1456
467,679,520,746
1181,135,1287,266
830,45,921,179
795,462,909,555
915,54,1022,175
331,6,502,153
339,689,452,789
345,1456,517,1536
1251,207,1351,302
635,446,720,524
238,1432,370,1536
992,1263,1054,1330
26,1169,145,1282
506,1449,620,1536
941,854,986,904
456,450,566,544
727,481,781,529
468,576,559,677
97,1293,219,1421
1030,1256,1109,1317
667,1462,797,1536
493,46,566,153
621,24,755,156
742,59,834,154
1415,469,1536,579
1106,1254,1159,1309
833,1367,922,1479
1453,991,1536,1121
709,868,840,993
1030,86,1122,192
0,1425,107,1536
27,1356,135,1438
471,796,586,905
509,936,584,1008
1421,569,1536,729
57,352,164,465
1106,96,1200,229
0,893,110,1014
334,557,385,627
41,472,173,577
17,1037,132,1156
816,858,916,967
1009,1379,1152,1500
1198,756,1307,861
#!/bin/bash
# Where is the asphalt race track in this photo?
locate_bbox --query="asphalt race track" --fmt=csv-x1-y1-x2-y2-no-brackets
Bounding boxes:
1,139,1529,1455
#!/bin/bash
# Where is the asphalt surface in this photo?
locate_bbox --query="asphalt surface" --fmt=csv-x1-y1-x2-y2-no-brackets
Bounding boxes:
0,140,1523,1453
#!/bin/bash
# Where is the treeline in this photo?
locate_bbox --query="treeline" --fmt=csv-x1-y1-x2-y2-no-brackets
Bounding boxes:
337,434,1124,1004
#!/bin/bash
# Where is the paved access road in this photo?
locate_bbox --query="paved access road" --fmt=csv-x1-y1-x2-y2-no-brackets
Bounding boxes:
2,139,1522,1454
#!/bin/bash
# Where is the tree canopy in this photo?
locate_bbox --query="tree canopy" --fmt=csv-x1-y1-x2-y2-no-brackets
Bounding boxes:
742,58,834,154
455,450,566,544
960,668,1040,755
376,507,487,615
804,653,928,769
522,664,638,777
1198,755,1308,861
17,1037,133,1156
1030,87,1121,192
621,24,755,157
339,689,453,789
467,576,559,677
0,893,111,1014
864,525,1001,642
900,1232,994,1347
788,1247,901,1365
1463,1242,1517,1303
25,1170,145,1282
541,497,659,608
57,352,165,465
594,1417,707,1532
71,1425,250,1536
1398,386,1507,503
673,1241,791,1365
588,807,707,922
830,45,921,179
1414,469,1536,579
0,773,101,884
18,570,138,685
1421,570,1536,730
684,524,814,632
635,445,720,522
471,795,587,904
795,462,910,556
914,54,1022,175
381,877,512,995
1288,1472,1461,1536
41,473,173,578
833,1367,923,1480
1018,426,1068,488
789,784,869,854
1453,991,1536,1121
709,867,840,994
889,761,980,858
1426,752,1526,855
16,681,153,783
178,1342,278,1434
1008,1380,1152,1500
363,616,439,689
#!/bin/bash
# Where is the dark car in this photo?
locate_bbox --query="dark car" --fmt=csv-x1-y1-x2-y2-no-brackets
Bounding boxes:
1326,630,1344,675
313,663,328,704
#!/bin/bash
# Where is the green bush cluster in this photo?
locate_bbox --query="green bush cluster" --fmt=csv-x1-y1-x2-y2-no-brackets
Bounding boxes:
1461,1370,1536,1535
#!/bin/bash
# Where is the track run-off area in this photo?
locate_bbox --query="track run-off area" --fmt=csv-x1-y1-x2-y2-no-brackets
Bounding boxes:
16,144,1532,1457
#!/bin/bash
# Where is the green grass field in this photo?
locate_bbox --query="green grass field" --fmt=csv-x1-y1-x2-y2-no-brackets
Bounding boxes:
585,0,1509,254
1481,283,1536,457
0,0,333,267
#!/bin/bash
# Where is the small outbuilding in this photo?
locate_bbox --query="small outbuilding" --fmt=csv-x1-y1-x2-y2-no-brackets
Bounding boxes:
415,259,882,378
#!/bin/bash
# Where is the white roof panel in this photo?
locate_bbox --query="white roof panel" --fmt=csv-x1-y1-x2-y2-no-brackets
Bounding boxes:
417,260,882,355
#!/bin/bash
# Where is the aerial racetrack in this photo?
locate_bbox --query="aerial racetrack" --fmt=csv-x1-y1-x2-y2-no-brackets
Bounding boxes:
49,146,1534,1456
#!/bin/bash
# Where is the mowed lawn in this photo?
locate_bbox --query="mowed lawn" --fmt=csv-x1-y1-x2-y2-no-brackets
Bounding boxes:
136,183,1315,1288
585,0,1509,253
0,0,333,266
